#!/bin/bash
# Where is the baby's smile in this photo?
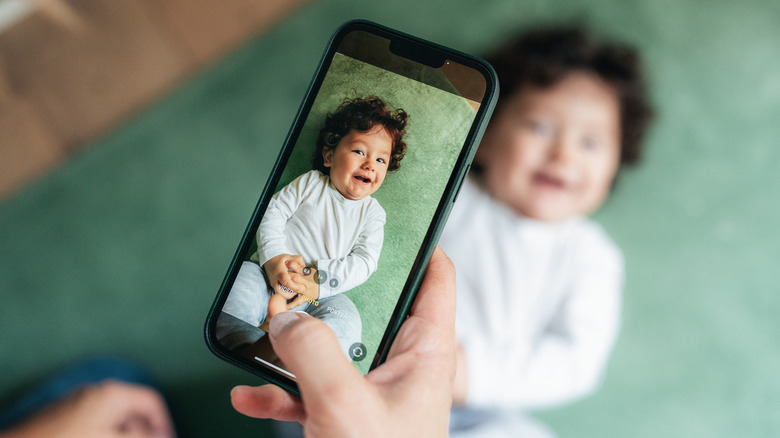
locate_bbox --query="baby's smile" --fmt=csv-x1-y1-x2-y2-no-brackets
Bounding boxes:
532,171,568,190
353,174,372,184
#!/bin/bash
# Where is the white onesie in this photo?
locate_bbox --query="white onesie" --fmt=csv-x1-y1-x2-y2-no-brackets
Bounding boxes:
219,170,384,356
255,169,386,298
440,176,622,411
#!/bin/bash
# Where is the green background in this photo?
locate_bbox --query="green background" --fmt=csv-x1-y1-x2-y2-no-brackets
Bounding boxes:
269,53,475,374
1,0,778,436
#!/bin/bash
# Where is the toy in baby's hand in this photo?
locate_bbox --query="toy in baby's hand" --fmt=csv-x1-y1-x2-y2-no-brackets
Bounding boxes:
258,262,321,332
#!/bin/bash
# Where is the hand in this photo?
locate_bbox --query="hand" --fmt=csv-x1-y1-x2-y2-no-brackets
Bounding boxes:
1,381,175,438
288,265,321,300
452,344,468,405
231,246,456,438
263,254,305,299
285,293,309,310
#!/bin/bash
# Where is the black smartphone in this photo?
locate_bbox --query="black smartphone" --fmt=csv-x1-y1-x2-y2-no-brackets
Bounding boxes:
205,19,497,393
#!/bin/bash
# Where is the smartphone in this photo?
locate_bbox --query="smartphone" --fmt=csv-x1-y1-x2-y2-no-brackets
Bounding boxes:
205,19,497,393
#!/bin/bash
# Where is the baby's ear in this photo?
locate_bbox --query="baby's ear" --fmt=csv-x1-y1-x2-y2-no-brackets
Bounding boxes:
322,147,334,167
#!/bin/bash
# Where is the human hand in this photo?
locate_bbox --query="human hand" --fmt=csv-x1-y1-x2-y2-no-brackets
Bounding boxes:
263,254,305,299
231,246,456,438
0,381,174,438
285,293,309,310
452,344,468,405
288,264,321,300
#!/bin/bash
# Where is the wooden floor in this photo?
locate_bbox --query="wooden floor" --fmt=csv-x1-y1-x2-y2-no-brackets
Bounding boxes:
0,0,308,199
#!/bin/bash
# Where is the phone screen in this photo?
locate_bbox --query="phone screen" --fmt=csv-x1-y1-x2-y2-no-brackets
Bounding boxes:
206,21,496,389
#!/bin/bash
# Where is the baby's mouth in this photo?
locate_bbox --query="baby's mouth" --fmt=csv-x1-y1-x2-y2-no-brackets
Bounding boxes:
354,175,372,184
533,173,566,189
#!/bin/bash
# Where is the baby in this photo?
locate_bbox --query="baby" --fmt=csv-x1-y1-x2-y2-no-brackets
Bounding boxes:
222,96,408,355
441,26,653,437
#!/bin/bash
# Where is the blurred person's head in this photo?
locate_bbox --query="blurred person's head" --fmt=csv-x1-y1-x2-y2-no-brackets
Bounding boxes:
474,25,654,221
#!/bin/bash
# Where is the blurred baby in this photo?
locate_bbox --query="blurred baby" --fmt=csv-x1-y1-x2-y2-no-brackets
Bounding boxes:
441,25,653,437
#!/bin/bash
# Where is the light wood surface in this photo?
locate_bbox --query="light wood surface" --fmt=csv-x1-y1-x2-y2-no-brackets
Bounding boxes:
0,0,309,199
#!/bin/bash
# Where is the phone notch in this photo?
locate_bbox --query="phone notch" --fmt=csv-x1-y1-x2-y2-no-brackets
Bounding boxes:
389,39,445,68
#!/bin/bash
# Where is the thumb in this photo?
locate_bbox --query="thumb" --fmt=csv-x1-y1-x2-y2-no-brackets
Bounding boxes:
269,312,365,406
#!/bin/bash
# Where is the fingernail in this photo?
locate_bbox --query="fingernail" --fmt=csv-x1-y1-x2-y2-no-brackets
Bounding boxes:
269,311,307,342
231,385,247,396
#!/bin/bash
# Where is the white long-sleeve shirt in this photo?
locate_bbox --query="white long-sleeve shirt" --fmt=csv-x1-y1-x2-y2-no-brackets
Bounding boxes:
256,170,386,299
440,177,622,410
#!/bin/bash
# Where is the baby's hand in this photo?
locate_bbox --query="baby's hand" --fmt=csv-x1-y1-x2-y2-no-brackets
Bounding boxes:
285,294,308,310
263,254,305,299
289,265,321,300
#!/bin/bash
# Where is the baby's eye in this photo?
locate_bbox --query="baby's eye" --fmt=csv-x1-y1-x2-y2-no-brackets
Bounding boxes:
526,119,554,138
352,149,365,156
581,136,602,151
376,157,387,164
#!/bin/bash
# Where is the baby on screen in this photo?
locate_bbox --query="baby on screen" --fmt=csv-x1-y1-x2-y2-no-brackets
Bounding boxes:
222,96,408,356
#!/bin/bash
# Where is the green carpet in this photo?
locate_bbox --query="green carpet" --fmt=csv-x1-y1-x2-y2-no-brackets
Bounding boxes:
2,0,779,436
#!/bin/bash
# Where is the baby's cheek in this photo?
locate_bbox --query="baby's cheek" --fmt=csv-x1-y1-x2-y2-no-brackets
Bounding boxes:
375,173,387,188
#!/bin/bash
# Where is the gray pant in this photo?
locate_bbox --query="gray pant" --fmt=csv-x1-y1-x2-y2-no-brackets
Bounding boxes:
220,261,362,357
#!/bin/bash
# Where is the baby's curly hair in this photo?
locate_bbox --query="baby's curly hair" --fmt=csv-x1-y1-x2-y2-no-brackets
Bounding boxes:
313,96,408,174
487,25,654,166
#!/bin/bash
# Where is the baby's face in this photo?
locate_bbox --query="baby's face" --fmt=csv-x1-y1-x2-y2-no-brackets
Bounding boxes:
478,72,621,221
323,125,393,200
